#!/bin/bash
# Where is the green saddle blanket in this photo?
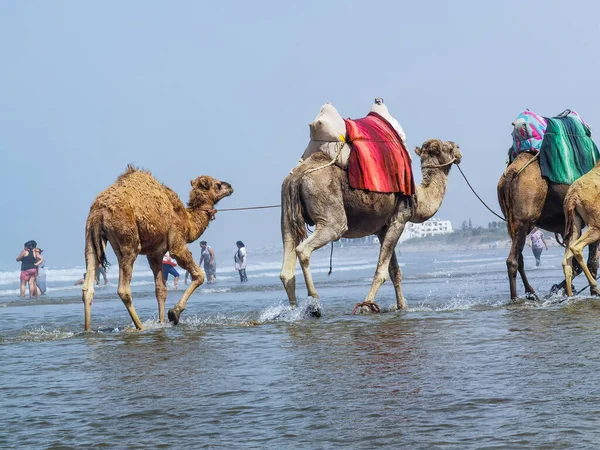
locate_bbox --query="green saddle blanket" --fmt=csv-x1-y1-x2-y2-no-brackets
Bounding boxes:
539,110,600,185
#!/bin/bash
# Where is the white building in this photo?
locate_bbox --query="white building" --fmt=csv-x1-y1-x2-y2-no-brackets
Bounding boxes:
338,218,453,246
339,235,379,246
399,217,453,243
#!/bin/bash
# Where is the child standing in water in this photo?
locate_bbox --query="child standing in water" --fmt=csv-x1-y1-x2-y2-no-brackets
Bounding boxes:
528,227,548,266
162,252,180,290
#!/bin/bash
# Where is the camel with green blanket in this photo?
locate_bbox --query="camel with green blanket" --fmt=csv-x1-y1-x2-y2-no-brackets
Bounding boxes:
498,110,600,300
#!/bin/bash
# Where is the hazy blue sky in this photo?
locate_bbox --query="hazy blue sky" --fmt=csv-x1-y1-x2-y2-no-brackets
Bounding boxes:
1,1,600,270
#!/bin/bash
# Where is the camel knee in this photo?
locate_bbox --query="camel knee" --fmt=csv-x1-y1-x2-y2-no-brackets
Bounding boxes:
506,258,518,276
82,288,94,303
569,245,582,260
117,287,132,303
190,271,205,286
373,273,387,285
296,247,310,265
155,284,167,300
390,267,402,284
280,271,294,285
563,261,573,279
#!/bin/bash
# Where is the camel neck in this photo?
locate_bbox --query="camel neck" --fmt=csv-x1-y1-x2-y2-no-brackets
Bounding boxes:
412,167,450,223
185,207,213,242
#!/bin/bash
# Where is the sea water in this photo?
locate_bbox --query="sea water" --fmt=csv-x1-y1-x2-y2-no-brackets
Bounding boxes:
2,245,600,449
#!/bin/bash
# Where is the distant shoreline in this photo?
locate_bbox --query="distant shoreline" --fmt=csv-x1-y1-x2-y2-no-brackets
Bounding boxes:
342,233,564,253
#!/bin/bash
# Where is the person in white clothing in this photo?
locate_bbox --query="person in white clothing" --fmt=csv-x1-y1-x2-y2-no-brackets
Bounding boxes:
234,241,248,282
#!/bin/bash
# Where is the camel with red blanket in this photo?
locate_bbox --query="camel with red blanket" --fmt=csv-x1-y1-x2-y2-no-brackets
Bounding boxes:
280,102,461,313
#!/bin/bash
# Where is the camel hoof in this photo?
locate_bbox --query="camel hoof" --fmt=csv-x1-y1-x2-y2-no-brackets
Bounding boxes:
525,292,540,302
352,302,381,315
168,308,181,325
550,282,564,296
307,304,322,318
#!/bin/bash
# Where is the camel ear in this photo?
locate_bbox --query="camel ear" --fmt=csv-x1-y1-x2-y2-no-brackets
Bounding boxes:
446,142,462,164
198,177,211,190
414,146,422,156
191,177,210,189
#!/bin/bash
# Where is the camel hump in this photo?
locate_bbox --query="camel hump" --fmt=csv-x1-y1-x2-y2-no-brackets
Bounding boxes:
301,103,350,168
369,100,407,149
309,103,345,140
92,165,180,217
117,164,153,183
124,164,138,175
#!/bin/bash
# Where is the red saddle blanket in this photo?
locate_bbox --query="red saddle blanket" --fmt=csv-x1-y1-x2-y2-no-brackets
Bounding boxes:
345,112,414,194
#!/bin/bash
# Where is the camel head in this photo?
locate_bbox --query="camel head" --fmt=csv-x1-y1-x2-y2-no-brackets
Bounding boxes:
188,176,233,208
415,139,462,168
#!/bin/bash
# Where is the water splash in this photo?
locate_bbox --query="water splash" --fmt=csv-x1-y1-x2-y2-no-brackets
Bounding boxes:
19,326,76,342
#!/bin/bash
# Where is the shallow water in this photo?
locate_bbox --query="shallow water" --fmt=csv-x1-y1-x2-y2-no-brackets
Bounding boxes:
2,246,600,449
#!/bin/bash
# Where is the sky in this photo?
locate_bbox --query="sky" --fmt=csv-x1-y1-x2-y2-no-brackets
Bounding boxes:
1,0,600,270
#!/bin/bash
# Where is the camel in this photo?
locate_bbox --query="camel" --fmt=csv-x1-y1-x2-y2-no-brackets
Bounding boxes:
497,153,598,300
562,161,600,297
82,165,233,331
280,139,462,313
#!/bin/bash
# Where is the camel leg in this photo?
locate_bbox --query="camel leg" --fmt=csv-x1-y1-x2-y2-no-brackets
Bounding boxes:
296,222,347,299
82,240,99,332
562,217,582,297
571,227,600,296
587,241,600,295
116,253,144,330
147,254,167,323
386,250,406,310
517,251,536,298
562,246,576,297
377,228,406,310
506,226,533,300
280,232,299,308
168,245,205,325
362,210,411,308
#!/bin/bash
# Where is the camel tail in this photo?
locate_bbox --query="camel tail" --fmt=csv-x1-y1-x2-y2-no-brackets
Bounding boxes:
497,174,515,236
86,213,110,272
281,173,308,242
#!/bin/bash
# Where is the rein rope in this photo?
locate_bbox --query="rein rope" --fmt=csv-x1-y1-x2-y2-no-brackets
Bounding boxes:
302,140,345,175
218,205,281,212
421,157,456,169
455,165,506,222
514,152,540,177
422,155,506,222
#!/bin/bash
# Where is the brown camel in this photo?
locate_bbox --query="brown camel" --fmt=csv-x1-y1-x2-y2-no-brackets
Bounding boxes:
82,165,233,331
562,161,600,297
497,153,598,300
280,139,462,313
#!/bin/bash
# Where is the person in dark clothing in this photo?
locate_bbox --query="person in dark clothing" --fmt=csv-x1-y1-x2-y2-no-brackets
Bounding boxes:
199,241,217,283
16,240,44,297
